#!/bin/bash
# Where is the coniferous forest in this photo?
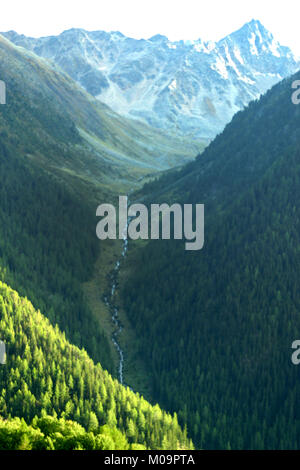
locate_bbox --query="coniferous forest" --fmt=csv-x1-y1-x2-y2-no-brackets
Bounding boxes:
123,72,300,449
1,13,300,453
0,282,192,450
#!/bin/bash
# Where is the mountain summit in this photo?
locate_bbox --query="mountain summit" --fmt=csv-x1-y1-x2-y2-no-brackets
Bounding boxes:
4,21,299,139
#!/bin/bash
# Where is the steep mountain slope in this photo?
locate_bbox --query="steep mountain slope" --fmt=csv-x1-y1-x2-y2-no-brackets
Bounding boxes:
0,34,201,197
0,33,123,371
0,281,193,450
122,72,300,449
5,20,299,140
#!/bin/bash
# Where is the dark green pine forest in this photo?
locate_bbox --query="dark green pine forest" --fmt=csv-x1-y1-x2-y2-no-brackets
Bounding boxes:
0,282,192,450
123,71,300,449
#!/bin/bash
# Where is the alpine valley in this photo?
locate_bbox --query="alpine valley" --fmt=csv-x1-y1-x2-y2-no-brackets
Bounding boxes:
0,17,299,451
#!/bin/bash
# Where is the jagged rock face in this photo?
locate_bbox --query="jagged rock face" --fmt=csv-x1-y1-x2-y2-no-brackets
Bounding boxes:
5,20,299,140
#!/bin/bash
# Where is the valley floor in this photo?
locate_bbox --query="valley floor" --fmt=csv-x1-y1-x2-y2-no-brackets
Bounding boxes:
82,237,153,401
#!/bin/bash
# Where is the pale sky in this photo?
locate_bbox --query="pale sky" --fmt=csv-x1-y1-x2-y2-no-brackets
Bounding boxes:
1,0,300,54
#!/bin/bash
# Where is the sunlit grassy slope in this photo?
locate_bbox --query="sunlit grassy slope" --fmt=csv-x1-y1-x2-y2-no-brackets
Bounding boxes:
0,34,205,196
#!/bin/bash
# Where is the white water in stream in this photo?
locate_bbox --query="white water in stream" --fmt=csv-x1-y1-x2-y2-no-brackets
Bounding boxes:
103,206,131,385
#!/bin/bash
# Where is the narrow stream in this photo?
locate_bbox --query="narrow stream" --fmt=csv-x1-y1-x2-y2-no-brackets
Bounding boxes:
103,203,131,385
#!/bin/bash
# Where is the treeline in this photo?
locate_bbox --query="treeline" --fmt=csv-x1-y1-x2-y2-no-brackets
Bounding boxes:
0,281,193,450
122,71,300,449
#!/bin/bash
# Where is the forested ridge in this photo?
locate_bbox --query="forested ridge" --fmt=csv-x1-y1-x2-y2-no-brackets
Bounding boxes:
123,71,300,449
0,281,193,450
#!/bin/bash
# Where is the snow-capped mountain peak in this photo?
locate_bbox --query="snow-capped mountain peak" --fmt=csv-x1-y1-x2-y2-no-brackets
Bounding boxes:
3,20,299,140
